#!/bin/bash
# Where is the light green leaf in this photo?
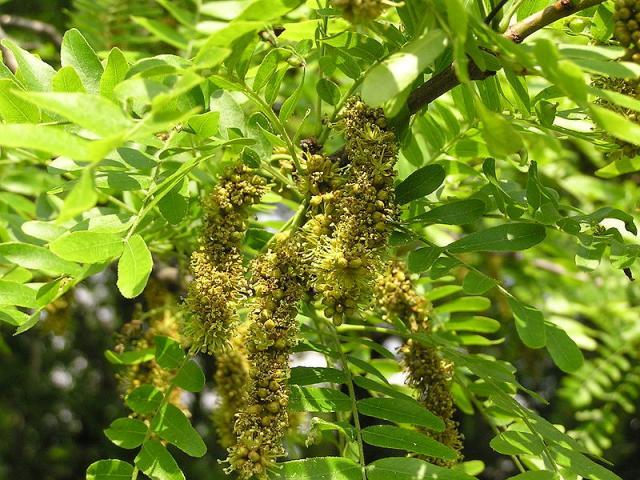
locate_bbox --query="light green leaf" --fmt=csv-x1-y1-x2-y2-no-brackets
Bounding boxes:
61,29,104,94
590,104,640,146
50,231,124,263
173,360,206,392
357,397,445,431
86,459,134,480
21,221,67,242
117,234,153,299
59,169,98,221
448,223,546,253
289,385,352,412
151,404,206,457
271,457,361,480
53,66,85,93
596,155,640,178
131,16,189,49
1,38,55,91
0,280,37,307
104,417,147,449
361,425,458,460
135,439,185,480
0,79,40,122
279,71,305,122
0,242,81,275
16,92,132,136
367,457,476,480
187,111,220,137
0,123,113,161
476,103,524,156
507,297,546,349
462,270,497,295
105,348,155,366
444,316,500,333
545,324,584,373
100,48,129,100
237,0,304,21
490,431,544,456
395,164,446,204
362,29,448,106
126,385,164,415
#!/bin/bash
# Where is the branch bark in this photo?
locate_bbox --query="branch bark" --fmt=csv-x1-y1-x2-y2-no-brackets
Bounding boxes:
0,15,63,47
407,0,605,115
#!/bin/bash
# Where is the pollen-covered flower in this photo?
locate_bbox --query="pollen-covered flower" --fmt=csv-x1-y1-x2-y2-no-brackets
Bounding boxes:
184,163,267,354
114,284,183,409
213,327,250,448
375,262,463,465
307,97,399,324
226,233,309,479
332,0,389,22
614,0,640,62
592,75,640,158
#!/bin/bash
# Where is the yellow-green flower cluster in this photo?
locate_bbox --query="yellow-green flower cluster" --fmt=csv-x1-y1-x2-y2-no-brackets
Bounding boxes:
114,285,183,408
592,75,640,158
226,233,308,479
184,164,267,354
309,97,399,325
332,0,389,22
375,262,463,466
214,327,250,448
614,0,640,62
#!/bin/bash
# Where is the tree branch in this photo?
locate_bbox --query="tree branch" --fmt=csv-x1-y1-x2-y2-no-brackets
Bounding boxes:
0,15,63,47
407,0,605,114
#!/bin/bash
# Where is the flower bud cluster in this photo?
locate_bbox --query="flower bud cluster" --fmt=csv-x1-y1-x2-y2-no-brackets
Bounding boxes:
614,0,640,62
214,327,250,448
114,286,183,408
184,163,267,353
309,97,399,325
592,75,640,158
375,262,463,466
226,233,308,479
332,0,388,22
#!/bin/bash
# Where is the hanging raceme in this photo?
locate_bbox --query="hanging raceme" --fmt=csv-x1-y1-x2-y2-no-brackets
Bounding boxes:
226,233,309,479
183,163,267,354
375,261,463,465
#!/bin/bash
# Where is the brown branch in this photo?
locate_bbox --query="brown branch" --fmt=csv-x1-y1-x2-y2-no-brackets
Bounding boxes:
407,0,605,114
0,15,62,46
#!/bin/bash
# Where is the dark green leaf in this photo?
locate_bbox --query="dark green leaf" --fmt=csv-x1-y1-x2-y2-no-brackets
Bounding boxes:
507,297,546,349
126,385,164,415
411,199,485,225
270,457,361,480
289,367,347,385
154,336,185,369
545,324,584,373
396,165,446,205
173,360,205,392
361,425,457,460
448,223,546,253
357,397,445,431
151,404,206,457
367,457,476,480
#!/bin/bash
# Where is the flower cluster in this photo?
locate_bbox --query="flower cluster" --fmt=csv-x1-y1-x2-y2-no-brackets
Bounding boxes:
184,163,267,354
592,75,640,158
375,262,463,466
213,326,250,448
226,233,309,479
114,284,183,408
331,0,388,22
309,97,399,325
614,0,640,62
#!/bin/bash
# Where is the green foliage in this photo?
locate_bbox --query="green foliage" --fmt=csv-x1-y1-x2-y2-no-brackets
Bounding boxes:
0,0,639,479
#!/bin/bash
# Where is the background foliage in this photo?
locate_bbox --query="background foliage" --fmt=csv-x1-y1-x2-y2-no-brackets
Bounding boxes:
0,0,639,479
